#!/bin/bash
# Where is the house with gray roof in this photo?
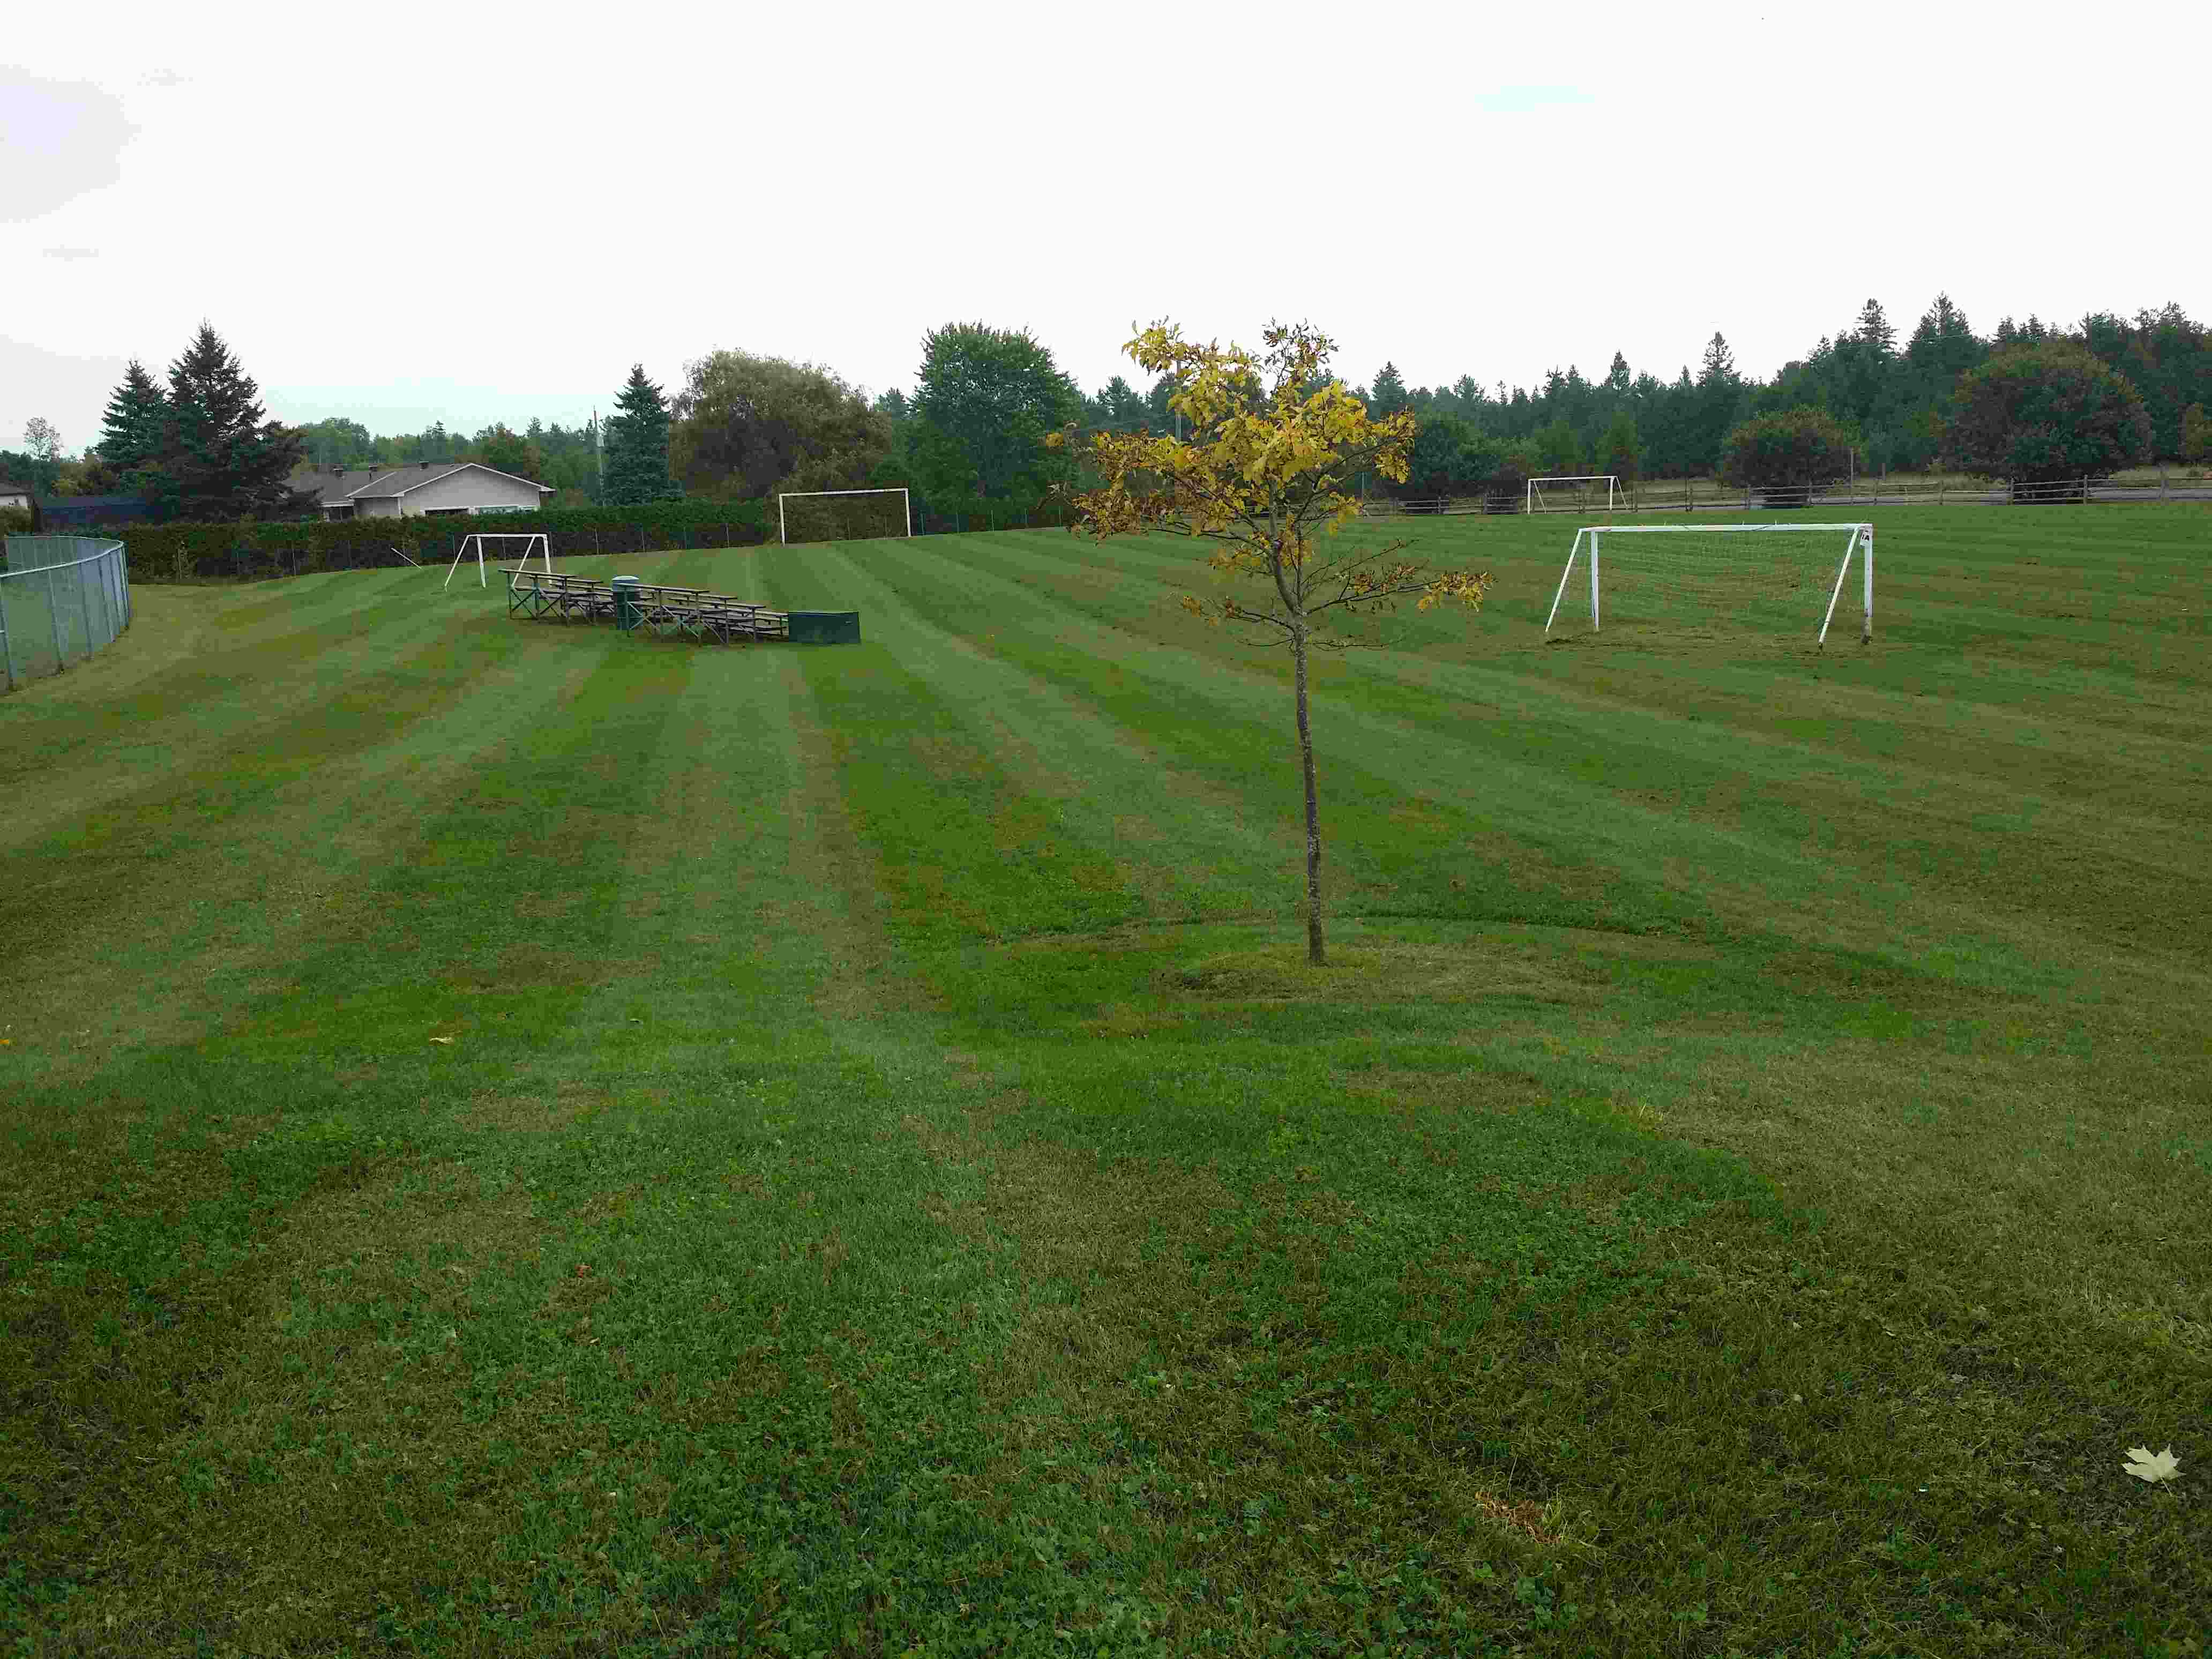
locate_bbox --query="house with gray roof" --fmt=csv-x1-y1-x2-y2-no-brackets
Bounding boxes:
290,460,554,522
0,480,32,513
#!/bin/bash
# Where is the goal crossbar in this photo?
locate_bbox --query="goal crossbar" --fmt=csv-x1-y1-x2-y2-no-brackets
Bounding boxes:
1543,522,1874,646
777,487,911,545
1527,474,1624,514
445,531,551,589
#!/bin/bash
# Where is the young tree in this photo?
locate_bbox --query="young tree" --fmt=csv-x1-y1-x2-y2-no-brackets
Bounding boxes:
1945,342,2152,485
1059,321,1490,966
602,363,680,504
23,417,64,464
150,324,311,521
98,359,169,473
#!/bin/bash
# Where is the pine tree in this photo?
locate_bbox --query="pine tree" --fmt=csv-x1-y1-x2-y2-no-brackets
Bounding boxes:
1367,361,1410,418
1855,297,1898,356
98,359,168,471
602,364,679,505
152,324,310,521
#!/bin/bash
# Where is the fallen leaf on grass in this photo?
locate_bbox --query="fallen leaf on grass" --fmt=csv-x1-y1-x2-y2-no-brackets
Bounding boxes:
2122,1446,2181,1484
428,1037,455,1045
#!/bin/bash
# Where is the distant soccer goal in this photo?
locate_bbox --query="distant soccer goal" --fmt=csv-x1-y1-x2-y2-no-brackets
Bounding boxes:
1544,522,1874,646
778,488,911,546
445,532,551,589
1526,475,1625,514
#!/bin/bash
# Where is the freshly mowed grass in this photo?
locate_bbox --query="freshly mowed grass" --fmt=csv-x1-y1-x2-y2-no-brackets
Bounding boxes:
1,507,2206,1657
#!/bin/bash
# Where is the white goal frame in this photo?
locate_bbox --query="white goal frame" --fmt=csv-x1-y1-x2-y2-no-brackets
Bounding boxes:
1526,474,1625,514
1544,522,1875,646
777,487,911,545
445,531,551,589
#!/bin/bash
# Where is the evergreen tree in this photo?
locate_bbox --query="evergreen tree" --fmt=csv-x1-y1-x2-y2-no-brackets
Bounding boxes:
602,364,680,505
1367,361,1410,418
1854,297,1898,355
148,324,310,521
1692,334,1747,471
1904,293,1985,387
98,360,168,471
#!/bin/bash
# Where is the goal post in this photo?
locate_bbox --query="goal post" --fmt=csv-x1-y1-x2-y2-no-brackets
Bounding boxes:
1526,475,1624,514
1544,522,1874,646
445,531,551,589
777,487,911,546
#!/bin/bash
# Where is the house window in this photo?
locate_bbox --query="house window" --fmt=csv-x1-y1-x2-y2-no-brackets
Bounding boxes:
326,504,355,521
425,507,468,517
473,504,527,515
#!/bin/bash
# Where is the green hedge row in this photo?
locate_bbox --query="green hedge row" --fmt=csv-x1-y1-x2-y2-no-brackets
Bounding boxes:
116,492,1089,584
123,500,778,583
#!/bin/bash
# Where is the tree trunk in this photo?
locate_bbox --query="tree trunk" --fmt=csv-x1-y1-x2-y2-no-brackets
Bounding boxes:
1291,624,1325,966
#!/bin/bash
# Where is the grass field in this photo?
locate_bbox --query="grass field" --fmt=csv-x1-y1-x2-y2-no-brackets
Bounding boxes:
2,507,2207,1657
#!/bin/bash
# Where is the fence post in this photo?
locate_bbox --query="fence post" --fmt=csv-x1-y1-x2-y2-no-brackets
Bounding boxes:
83,556,105,651
1,577,17,691
47,564,68,669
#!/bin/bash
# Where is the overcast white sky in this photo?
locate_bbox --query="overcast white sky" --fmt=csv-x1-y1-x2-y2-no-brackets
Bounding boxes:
4,0,2203,454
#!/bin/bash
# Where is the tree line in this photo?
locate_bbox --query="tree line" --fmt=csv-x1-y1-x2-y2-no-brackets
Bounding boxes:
11,295,2205,534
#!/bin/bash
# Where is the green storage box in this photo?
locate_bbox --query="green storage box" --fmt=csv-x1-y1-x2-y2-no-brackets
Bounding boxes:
787,610,861,645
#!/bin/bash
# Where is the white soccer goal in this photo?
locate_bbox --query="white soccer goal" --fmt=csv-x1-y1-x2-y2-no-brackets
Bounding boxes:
1544,522,1874,646
778,487,911,546
1526,475,1625,514
445,532,551,589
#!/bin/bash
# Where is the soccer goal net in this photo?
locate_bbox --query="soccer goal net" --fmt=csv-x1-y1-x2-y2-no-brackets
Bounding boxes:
445,532,551,589
1544,522,1874,646
778,488,911,546
1526,475,1625,514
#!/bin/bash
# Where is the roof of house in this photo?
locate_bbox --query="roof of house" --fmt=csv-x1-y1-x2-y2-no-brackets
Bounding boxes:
289,461,552,505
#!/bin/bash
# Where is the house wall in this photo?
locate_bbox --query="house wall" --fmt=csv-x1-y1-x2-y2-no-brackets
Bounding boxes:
397,467,547,518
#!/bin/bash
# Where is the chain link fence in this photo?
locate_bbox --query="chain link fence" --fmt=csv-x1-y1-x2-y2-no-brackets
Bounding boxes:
1,536,133,693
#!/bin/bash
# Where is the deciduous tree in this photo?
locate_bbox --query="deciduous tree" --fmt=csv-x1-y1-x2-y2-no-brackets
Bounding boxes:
1717,406,1851,498
1945,342,2151,485
23,417,63,464
1598,409,1641,483
670,350,890,500
1059,321,1490,966
910,323,1080,507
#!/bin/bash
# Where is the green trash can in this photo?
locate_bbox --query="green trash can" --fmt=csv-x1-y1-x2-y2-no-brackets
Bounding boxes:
787,610,861,645
611,576,641,632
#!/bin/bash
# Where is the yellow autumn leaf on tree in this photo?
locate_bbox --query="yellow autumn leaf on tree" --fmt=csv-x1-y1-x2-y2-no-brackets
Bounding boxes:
1058,320,1490,967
